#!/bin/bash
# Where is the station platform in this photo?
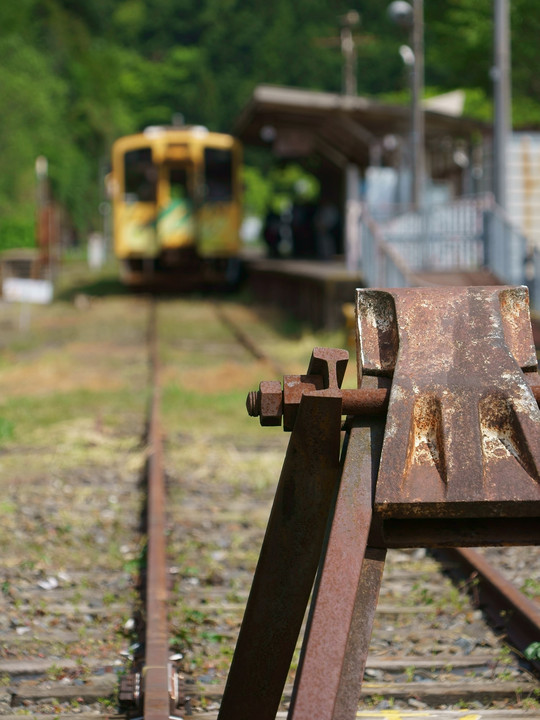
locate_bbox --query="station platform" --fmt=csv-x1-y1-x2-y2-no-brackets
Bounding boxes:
245,257,363,330
244,257,540,352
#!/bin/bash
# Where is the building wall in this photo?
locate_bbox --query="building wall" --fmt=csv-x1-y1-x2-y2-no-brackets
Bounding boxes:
507,133,540,248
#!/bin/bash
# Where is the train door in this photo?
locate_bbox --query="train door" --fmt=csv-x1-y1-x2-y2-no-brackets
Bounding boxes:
157,163,195,250
197,146,240,257
117,147,159,258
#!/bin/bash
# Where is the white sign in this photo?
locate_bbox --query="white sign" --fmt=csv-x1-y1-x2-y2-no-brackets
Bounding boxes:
3,278,53,304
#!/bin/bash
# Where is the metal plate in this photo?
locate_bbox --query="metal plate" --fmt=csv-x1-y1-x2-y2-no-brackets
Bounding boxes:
356,286,540,518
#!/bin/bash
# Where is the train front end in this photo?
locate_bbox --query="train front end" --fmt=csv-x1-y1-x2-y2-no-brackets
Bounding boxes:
111,126,242,287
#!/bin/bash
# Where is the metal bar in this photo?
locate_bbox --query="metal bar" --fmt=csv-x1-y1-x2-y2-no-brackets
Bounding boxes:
441,547,540,670
289,420,386,720
343,380,540,416
248,378,540,424
218,390,343,720
341,387,389,415
331,546,386,718
143,303,170,720
356,287,540,520
380,517,540,547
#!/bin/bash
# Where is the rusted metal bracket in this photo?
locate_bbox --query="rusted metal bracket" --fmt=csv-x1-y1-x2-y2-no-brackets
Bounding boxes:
220,285,540,720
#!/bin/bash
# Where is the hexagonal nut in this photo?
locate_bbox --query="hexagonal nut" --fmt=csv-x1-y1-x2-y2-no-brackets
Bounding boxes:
283,374,323,431
259,380,283,426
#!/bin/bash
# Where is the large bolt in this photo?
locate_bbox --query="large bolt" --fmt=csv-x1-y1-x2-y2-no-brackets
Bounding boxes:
247,348,350,431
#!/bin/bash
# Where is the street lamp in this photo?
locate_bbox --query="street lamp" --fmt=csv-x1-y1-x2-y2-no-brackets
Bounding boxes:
388,0,424,210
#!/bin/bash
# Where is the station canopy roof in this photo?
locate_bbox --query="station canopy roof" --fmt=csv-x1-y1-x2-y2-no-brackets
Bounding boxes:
234,84,488,168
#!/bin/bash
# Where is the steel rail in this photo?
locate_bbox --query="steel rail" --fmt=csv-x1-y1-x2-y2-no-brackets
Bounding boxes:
442,547,540,674
214,302,285,377
143,301,171,720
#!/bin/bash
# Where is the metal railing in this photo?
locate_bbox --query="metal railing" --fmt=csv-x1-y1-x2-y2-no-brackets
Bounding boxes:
483,200,528,287
378,196,490,272
360,211,419,288
530,248,540,311
360,194,532,302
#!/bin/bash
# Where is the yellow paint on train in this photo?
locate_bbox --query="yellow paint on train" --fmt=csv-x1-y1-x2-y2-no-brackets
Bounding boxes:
110,125,242,282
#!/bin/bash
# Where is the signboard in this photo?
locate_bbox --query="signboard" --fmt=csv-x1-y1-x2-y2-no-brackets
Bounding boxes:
3,278,53,304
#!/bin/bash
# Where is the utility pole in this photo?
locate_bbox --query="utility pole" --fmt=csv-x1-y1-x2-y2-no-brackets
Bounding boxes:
316,12,363,271
411,0,424,210
339,11,360,96
493,0,511,211
388,0,424,210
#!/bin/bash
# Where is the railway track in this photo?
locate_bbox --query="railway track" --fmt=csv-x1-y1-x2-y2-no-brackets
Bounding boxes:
0,293,537,719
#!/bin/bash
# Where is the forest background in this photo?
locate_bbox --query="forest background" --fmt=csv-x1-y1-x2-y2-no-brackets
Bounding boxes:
2,0,540,248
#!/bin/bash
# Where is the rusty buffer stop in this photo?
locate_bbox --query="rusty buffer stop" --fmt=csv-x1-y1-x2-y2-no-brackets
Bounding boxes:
218,286,540,720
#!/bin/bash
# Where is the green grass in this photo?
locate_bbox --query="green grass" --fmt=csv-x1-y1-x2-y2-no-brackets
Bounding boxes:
161,384,268,440
0,387,146,443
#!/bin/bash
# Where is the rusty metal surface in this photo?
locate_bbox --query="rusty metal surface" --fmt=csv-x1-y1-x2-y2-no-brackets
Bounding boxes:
289,421,386,720
259,379,283,426
143,304,171,720
379,517,540,547
356,286,540,519
282,374,323,430
233,285,540,719
248,381,540,427
441,547,540,671
341,387,389,416
218,350,347,720
307,346,349,388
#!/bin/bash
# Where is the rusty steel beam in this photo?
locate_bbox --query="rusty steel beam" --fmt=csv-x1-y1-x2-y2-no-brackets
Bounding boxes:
379,517,540,547
344,383,539,416
218,351,347,720
440,547,540,672
218,391,344,720
143,304,170,720
247,377,540,423
289,421,386,720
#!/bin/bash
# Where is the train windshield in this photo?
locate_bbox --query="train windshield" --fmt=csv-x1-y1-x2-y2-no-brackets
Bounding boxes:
169,167,190,200
124,147,157,203
204,147,233,202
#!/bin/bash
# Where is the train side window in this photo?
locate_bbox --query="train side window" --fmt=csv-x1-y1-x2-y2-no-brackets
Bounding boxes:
204,148,233,202
124,148,157,203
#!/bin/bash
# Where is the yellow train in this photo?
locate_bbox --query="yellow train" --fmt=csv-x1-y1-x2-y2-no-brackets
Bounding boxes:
110,126,242,286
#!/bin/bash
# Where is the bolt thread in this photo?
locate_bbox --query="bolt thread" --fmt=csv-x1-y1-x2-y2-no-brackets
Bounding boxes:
246,390,260,417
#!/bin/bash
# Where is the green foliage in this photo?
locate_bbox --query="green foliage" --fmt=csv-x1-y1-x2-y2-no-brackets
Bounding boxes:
463,88,492,123
0,219,35,251
524,642,540,661
242,166,274,218
243,163,320,218
2,0,540,239
0,37,65,211
0,418,14,443
521,577,540,599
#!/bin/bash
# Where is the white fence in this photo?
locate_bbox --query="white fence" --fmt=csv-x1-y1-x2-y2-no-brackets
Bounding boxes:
360,194,530,297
